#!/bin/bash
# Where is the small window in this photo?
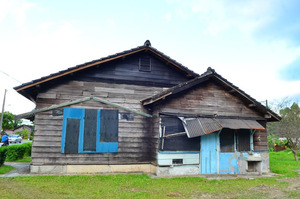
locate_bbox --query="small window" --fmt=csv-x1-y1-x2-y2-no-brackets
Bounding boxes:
172,159,183,164
220,129,234,152
139,57,151,72
236,129,250,151
160,117,200,151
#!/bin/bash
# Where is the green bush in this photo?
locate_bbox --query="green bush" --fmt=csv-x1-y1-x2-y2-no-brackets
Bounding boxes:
22,142,32,157
0,147,8,166
6,145,26,161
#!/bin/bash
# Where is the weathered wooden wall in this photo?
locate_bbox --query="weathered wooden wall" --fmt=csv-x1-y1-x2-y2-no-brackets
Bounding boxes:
253,121,268,151
159,81,264,118
157,81,268,150
32,81,166,165
73,51,192,87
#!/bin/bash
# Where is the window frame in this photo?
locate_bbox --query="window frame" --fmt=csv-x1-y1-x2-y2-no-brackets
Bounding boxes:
219,129,252,153
61,108,118,154
139,57,151,72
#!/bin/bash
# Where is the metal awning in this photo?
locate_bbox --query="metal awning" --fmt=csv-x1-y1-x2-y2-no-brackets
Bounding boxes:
181,117,265,138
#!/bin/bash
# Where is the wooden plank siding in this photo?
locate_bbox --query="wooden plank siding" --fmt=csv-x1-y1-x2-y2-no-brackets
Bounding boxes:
159,81,264,118
155,80,268,150
72,51,192,87
32,81,166,166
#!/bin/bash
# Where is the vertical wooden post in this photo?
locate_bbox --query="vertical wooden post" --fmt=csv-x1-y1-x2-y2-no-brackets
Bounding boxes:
0,89,7,133
216,130,221,174
250,130,255,151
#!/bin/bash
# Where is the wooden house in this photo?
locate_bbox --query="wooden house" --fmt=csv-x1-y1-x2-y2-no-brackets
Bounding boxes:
14,41,280,175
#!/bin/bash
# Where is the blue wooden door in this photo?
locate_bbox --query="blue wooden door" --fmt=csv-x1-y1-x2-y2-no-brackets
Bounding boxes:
201,133,217,174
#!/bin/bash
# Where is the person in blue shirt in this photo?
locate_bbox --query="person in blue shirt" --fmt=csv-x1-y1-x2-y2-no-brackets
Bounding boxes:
1,133,9,146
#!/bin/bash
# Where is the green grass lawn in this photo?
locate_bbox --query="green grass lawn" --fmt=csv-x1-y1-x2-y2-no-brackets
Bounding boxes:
0,165,15,174
0,150,299,198
270,149,300,177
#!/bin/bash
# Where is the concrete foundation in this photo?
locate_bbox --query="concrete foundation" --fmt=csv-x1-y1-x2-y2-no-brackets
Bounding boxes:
156,165,200,176
237,152,269,174
30,164,156,174
30,152,269,176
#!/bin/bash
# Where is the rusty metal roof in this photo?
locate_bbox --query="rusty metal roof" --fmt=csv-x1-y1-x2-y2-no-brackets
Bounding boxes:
215,118,265,130
181,117,265,138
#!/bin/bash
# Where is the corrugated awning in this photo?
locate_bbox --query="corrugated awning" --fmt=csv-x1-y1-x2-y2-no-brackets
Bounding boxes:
181,117,265,138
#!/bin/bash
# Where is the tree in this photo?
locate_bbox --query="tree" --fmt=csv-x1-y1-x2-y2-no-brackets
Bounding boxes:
268,102,300,161
0,112,15,133
12,119,22,129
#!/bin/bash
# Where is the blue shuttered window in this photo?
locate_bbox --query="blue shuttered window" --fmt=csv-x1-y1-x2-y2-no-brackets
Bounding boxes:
61,108,118,153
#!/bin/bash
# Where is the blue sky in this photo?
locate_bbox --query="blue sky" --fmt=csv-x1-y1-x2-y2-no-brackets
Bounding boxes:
0,0,300,114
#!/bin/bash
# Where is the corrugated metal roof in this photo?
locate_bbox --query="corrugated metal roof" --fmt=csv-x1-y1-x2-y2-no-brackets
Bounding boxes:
199,117,222,135
215,118,248,129
182,117,222,138
184,118,205,137
181,117,265,138
215,118,265,130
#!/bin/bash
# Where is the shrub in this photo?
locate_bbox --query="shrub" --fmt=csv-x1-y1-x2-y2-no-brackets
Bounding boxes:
0,147,7,166
6,145,26,161
22,142,32,157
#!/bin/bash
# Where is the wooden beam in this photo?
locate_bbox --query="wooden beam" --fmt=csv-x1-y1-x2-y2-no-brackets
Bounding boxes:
248,103,256,108
164,132,186,138
92,97,152,117
16,96,152,119
142,92,173,106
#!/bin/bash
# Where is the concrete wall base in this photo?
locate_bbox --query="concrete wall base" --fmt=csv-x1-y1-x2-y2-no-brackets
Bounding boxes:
30,164,156,174
156,165,200,176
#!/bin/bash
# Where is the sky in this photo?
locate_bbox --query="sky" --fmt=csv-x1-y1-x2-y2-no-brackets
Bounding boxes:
0,0,300,115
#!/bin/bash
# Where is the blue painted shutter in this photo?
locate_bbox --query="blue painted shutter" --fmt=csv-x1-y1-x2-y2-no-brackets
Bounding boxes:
83,109,98,151
100,110,118,142
64,118,80,153
61,108,85,153
62,108,118,153
99,109,118,152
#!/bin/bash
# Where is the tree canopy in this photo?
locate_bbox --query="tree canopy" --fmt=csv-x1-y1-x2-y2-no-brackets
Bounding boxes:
268,102,300,161
0,112,21,133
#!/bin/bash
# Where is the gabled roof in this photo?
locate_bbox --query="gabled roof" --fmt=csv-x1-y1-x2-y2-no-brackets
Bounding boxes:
14,40,199,93
141,67,281,122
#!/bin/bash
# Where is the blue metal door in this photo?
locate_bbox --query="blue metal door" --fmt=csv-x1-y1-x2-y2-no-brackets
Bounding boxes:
201,133,217,174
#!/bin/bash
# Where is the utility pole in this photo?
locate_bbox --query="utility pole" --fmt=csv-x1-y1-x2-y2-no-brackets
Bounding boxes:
0,89,7,133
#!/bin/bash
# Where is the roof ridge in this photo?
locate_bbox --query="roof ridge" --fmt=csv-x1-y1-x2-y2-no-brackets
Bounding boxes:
14,41,199,92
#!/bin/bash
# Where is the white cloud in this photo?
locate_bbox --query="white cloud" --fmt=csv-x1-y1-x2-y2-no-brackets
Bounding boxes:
165,13,172,22
106,19,116,27
0,0,35,25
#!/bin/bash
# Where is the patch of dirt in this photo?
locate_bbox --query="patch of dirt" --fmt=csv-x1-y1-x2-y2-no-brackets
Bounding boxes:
166,192,183,197
279,176,300,191
246,176,300,198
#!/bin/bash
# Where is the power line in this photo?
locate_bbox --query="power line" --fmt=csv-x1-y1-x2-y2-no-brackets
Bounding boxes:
0,69,22,84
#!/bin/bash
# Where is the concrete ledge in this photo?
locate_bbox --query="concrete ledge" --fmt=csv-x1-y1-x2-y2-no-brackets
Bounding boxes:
156,165,200,176
30,164,156,174
31,165,66,174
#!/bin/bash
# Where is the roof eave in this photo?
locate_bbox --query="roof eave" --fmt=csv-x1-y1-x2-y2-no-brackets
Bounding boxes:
14,44,199,94
141,68,281,122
